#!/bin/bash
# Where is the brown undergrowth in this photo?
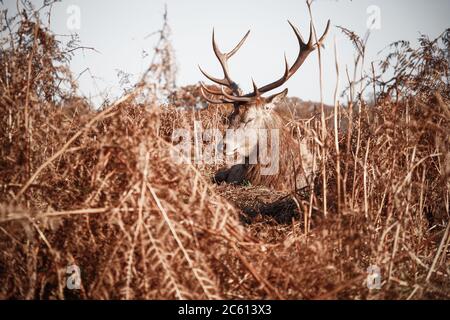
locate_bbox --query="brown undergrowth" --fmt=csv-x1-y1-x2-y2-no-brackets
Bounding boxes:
0,4,449,299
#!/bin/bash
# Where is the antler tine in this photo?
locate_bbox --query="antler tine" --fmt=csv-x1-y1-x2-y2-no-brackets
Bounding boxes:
226,29,251,58
200,81,222,95
315,19,331,48
256,20,331,94
266,88,289,101
220,86,253,103
198,65,229,87
246,53,289,96
200,82,249,104
251,78,260,97
200,87,234,104
289,20,311,50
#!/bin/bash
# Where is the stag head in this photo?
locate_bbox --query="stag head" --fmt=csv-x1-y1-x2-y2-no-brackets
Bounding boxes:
199,20,330,157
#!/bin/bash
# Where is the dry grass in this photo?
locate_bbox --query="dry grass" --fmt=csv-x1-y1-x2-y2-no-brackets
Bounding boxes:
0,4,449,299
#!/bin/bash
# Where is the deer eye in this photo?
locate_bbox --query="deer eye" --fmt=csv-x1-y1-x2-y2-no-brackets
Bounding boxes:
264,103,275,111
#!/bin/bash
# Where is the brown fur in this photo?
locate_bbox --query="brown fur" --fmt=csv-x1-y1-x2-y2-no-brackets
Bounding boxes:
214,99,315,191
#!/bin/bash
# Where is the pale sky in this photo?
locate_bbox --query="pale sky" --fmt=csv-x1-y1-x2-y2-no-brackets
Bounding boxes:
4,0,450,105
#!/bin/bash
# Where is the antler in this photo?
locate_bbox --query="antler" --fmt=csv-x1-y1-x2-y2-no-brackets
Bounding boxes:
249,19,330,96
199,29,250,94
200,19,330,105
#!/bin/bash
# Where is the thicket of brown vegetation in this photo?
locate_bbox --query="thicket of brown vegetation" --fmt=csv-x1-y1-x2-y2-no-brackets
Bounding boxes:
0,4,449,299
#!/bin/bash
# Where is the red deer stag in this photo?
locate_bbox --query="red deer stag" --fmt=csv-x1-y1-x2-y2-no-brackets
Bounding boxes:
199,19,330,191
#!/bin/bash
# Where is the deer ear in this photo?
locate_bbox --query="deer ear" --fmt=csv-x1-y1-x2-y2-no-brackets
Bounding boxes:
266,88,288,104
